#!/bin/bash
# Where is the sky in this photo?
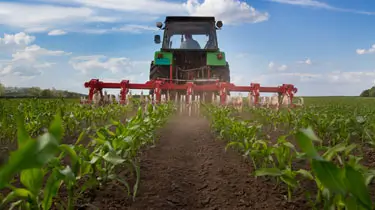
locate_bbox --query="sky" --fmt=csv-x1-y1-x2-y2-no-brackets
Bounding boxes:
1,0,375,96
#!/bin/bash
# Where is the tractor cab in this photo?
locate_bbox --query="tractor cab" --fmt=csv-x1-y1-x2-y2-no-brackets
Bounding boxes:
150,16,229,86
154,16,222,51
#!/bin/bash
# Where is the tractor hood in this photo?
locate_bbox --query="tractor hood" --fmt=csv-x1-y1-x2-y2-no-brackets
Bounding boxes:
153,50,226,66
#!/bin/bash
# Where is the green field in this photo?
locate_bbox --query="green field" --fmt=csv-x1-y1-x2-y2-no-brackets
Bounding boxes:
205,96,375,209
0,96,375,209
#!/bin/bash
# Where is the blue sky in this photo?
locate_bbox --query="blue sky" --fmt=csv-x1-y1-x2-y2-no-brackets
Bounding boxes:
1,0,375,96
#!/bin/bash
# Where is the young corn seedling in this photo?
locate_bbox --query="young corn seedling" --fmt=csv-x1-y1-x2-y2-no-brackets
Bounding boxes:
0,112,67,210
296,127,373,210
254,167,313,202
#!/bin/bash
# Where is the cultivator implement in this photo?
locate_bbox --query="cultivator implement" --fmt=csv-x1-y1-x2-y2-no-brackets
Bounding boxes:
83,78,298,108
82,16,302,113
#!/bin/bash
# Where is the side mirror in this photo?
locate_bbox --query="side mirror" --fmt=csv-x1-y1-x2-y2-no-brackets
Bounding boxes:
154,35,161,44
156,22,163,29
216,21,223,29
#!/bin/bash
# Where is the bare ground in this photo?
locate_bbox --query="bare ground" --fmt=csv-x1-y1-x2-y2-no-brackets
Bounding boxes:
85,116,311,210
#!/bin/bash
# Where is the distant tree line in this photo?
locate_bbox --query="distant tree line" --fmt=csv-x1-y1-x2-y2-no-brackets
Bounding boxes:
360,86,375,97
0,83,86,98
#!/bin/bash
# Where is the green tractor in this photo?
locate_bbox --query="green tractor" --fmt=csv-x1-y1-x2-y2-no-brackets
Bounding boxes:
150,16,230,99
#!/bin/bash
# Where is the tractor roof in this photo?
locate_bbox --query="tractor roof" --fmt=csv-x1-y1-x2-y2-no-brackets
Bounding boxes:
165,16,216,23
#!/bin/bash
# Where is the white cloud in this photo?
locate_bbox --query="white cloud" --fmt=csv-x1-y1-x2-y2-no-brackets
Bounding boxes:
0,0,268,35
62,0,185,15
268,61,275,69
12,45,69,62
0,2,116,33
268,0,375,15
297,58,312,65
0,32,35,46
70,55,138,75
327,71,375,84
268,61,287,71
0,32,70,77
278,64,288,71
183,0,269,24
111,24,158,34
48,29,67,36
356,44,375,55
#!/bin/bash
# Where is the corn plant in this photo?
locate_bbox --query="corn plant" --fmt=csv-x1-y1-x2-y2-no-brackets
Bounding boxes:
296,127,373,210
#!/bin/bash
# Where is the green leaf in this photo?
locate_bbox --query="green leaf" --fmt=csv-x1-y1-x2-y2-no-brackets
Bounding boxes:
0,133,60,188
90,156,100,164
75,131,86,145
344,165,372,209
0,188,35,208
254,168,282,176
311,159,346,194
59,144,79,174
20,168,44,195
295,127,322,160
16,113,30,149
131,160,141,200
345,196,360,210
42,169,63,210
280,174,298,188
108,175,130,196
59,166,76,187
102,151,125,165
322,142,349,161
48,112,63,142
296,169,314,180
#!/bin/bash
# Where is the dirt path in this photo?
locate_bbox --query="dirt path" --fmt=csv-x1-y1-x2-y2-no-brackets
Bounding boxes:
90,116,309,210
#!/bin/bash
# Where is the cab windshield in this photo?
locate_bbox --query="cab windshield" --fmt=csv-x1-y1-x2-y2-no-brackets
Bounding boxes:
162,21,218,50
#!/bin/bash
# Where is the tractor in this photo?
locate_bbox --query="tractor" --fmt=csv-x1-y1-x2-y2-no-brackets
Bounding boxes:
150,16,230,101
83,16,298,107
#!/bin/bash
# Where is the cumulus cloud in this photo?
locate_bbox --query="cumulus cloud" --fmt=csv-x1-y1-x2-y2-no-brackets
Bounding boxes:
0,32,70,77
0,32,35,46
69,55,141,76
48,29,67,36
0,0,268,34
0,2,114,33
327,71,375,84
183,0,269,24
356,44,375,55
268,61,288,71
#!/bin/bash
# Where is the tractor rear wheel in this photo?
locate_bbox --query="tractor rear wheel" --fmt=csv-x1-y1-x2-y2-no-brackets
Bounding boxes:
149,62,169,95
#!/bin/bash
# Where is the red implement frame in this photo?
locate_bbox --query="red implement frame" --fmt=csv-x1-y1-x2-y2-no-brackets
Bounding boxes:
83,79,298,106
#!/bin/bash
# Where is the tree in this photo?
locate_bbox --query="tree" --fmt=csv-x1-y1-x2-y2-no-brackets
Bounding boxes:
27,87,42,97
360,89,370,97
40,89,53,97
0,83,4,96
369,86,375,97
360,86,375,97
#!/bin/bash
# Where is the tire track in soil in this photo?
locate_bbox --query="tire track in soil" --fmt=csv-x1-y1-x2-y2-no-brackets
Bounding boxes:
93,116,310,210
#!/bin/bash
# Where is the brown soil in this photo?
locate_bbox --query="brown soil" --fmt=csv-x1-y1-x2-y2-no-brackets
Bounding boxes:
81,116,311,210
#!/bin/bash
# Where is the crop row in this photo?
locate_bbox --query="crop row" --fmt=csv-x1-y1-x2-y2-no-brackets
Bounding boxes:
0,99,148,144
204,104,375,209
0,100,174,209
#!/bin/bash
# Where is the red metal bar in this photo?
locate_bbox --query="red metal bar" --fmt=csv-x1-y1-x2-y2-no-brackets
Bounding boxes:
83,79,298,105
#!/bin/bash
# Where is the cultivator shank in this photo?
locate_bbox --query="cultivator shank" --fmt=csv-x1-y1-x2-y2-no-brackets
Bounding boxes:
83,79,298,107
